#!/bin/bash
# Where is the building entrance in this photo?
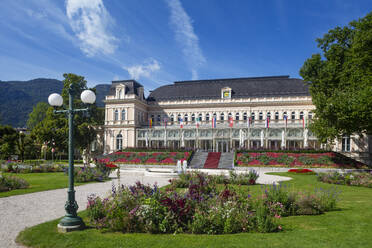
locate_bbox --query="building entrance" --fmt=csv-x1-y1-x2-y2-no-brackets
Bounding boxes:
216,140,229,152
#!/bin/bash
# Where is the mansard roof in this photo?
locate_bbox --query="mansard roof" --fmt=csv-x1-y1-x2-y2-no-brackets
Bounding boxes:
147,75,310,102
107,80,144,96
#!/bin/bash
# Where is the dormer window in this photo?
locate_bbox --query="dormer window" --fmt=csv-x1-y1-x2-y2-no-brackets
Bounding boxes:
116,85,126,99
221,87,232,99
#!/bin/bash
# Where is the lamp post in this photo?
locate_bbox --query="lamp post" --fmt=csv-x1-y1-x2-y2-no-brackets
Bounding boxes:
48,85,96,232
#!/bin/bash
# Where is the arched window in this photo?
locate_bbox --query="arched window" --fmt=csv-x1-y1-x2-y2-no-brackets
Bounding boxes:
184,114,188,122
283,111,287,119
251,113,255,121
170,114,174,123
235,113,240,121
178,114,181,123
243,112,247,121
116,134,123,150
275,112,279,120
291,111,296,119
191,114,195,122
300,111,304,120
213,113,217,120
267,112,271,120
151,115,155,123
121,109,126,120
114,110,119,121
206,113,210,121
228,113,232,120
198,113,202,122
259,112,263,120
220,113,225,121
308,112,313,119
157,115,161,122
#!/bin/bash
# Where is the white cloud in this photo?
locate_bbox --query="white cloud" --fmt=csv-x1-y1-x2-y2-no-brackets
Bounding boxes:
124,59,161,80
66,0,118,57
166,0,206,80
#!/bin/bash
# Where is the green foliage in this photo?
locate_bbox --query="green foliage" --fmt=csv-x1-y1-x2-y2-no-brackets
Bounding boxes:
0,174,29,192
300,12,372,141
318,171,372,188
26,102,49,130
0,125,18,159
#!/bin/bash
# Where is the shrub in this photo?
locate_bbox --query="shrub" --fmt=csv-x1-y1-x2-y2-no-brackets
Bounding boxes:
276,155,295,165
73,162,115,183
317,171,372,188
0,174,29,192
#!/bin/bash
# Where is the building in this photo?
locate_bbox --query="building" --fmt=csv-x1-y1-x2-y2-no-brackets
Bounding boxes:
102,75,371,165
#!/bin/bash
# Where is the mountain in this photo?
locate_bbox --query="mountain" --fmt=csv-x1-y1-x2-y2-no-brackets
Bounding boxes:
0,78,111,128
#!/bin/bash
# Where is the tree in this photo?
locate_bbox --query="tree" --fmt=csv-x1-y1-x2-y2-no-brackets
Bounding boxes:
0,125,18,160
31,73,102,160
300,12,372,142
26,102,49,130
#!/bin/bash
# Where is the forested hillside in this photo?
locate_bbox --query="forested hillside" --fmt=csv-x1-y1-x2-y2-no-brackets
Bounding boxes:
0,78,110,127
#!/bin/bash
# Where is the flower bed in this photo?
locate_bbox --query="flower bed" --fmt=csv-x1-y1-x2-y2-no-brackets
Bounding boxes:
169,170,259,188
235,152,366,168
0,162,67,173
317,171,372,188
87,173,340,234
288,169,315,174
0,174,29,192
98,151,193,166
73,162,116,183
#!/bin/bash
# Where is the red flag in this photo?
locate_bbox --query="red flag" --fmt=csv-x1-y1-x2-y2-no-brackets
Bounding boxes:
229,116,234,127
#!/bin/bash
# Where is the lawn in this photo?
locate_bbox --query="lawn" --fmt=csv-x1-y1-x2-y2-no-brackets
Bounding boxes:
16,173,372,248
0,172,96,198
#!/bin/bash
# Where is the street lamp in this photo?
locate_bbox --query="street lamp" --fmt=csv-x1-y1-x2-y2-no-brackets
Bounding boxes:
48,85,96,232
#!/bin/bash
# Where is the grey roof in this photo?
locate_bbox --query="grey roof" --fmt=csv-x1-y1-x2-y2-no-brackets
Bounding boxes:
108,80,144,97
147,76,310,102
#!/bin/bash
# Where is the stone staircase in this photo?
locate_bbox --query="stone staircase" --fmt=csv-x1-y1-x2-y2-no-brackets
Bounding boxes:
218,152,234,169
189,151,208,169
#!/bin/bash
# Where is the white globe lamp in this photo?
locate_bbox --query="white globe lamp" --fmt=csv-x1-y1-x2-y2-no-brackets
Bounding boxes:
81,90,96,104
48,93,63,107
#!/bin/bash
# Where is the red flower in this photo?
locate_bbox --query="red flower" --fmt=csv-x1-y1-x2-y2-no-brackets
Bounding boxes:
106,163,118,168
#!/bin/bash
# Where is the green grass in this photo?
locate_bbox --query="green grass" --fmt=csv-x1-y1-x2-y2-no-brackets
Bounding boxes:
0,172,97,198
16,173,372,248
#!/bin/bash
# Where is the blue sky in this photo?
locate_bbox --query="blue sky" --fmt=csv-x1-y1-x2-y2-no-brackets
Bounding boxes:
0,0,370,92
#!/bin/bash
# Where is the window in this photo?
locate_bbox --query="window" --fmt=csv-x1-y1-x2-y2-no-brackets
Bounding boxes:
308,112,313,119
117,89,122,99
191,114,195,122
114,110,119,121
213,113,217,120
243,112,247,121
178,114,181,123
121,109,126,120
300,111,304,120
151,115,155,123
251,113,255,121
206,113,210,121
275,112,279,120
259,112,263,120
291,111,296,120
184,114,188,122
235,113,240,120
267,112,271,120
342,136,351,152
198,113,202,122
220,113,224,121
157,115,161,122
283,111,287,119
221,87,232,99
116,134,123,150
170,114,174,123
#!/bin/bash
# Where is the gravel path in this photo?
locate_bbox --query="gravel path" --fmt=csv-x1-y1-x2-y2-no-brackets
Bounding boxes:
0,170,292,248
